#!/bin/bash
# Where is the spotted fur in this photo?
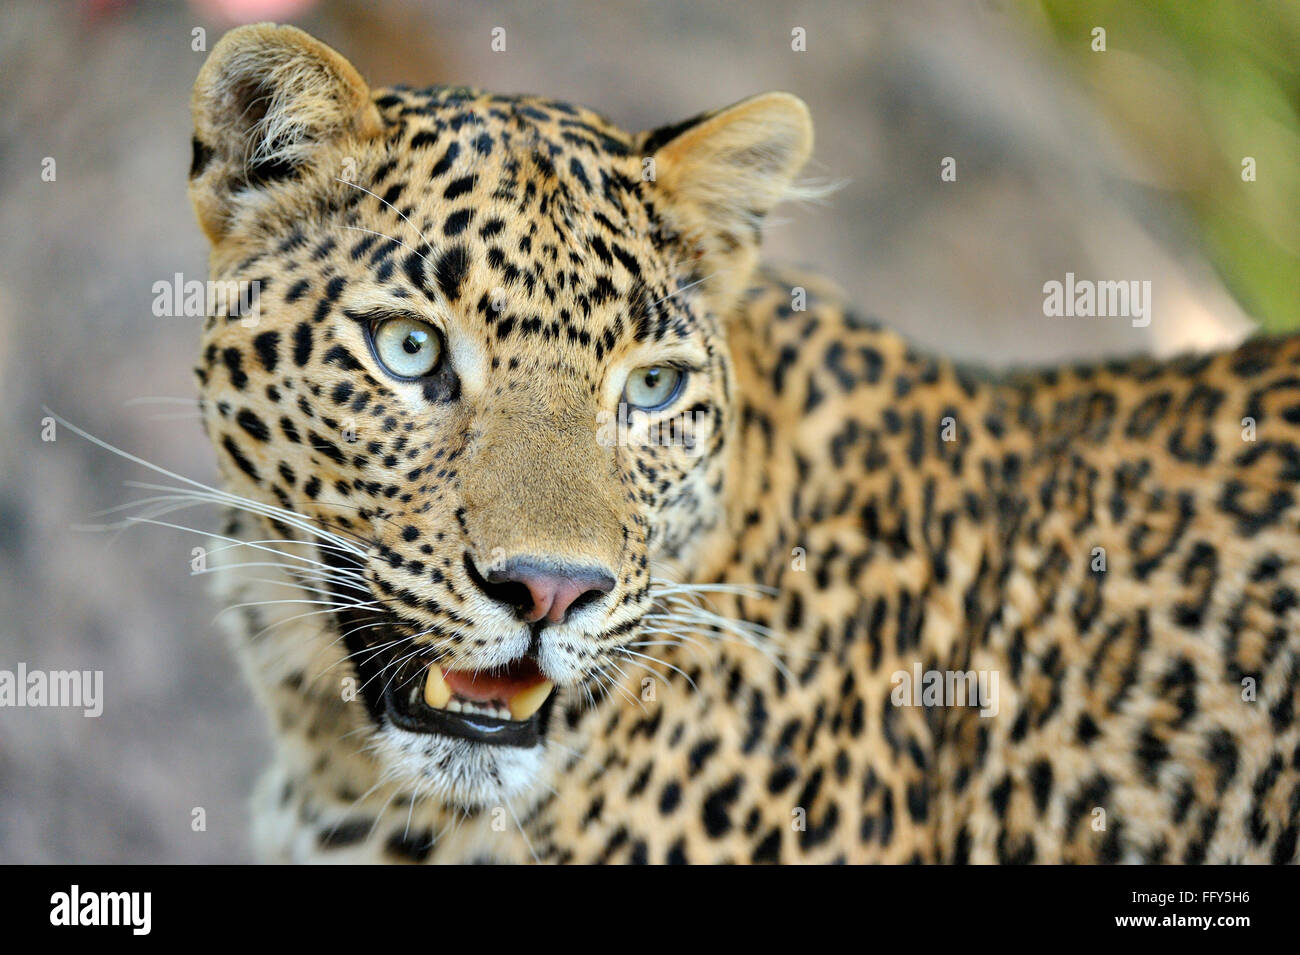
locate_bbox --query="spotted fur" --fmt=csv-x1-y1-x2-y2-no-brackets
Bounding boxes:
189,25,1299,863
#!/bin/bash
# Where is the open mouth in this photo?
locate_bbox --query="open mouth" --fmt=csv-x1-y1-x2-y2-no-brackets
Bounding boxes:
384,654,557,748
318,548,558,748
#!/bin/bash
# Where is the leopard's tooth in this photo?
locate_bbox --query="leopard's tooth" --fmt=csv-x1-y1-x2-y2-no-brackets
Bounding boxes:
423,664,451,709
508,680,554,721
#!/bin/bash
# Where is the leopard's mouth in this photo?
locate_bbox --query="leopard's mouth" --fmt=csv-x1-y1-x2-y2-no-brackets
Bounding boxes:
320,550,558,748
383,653,557,748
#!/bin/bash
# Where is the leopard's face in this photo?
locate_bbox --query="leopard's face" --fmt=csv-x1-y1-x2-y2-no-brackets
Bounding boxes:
189,25,811,808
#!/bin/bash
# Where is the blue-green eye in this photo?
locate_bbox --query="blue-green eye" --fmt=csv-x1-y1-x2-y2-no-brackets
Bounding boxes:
623,365,685,410
371,317,442,378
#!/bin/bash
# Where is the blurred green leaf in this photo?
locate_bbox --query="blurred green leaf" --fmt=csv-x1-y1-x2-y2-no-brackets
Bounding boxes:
1032,0,1300,331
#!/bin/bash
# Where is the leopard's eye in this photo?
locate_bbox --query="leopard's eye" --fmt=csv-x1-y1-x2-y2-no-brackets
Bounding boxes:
371,316,443,379
623,365,685,411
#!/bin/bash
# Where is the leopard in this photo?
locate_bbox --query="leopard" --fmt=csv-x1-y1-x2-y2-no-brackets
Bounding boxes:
185,23,1299,863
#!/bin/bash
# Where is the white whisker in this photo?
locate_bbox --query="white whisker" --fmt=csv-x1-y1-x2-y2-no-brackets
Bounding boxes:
334,177,436,252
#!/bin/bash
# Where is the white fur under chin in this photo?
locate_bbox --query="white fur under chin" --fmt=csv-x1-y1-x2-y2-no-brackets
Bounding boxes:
373,723,550,810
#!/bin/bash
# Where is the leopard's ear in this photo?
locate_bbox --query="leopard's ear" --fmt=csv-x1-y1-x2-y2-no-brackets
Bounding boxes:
189,23,383,242
641,92,813,308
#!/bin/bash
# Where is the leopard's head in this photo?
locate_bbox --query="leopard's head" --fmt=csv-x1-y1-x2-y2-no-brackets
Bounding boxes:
189,24,812,808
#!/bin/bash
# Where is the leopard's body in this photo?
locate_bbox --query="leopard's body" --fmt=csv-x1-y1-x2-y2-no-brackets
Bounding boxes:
189,25,1299,863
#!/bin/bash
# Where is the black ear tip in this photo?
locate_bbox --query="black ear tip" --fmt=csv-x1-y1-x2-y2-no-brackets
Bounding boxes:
190,137,214,179
641,92,813,160
641,110,714,155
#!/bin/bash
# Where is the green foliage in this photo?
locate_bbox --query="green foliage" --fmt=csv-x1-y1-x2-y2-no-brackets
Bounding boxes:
1032,0,1300,330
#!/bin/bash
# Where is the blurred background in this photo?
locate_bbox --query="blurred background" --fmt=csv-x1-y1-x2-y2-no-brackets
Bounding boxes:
0,0,1295,862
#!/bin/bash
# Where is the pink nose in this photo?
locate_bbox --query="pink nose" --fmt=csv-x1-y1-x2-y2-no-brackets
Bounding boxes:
478,557,616,624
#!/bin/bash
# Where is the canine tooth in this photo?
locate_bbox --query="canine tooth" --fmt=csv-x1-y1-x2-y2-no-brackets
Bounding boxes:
508,680,555,721
423,665,451,709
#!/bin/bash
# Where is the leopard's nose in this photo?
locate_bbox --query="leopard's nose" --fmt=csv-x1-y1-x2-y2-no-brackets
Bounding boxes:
469,555,615,624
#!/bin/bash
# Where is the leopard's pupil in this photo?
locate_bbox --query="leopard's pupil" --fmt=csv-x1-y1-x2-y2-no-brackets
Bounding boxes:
403,333,424,354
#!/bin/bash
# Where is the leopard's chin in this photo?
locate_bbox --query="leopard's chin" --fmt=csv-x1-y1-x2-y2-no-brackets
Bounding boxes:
373,722,552,810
